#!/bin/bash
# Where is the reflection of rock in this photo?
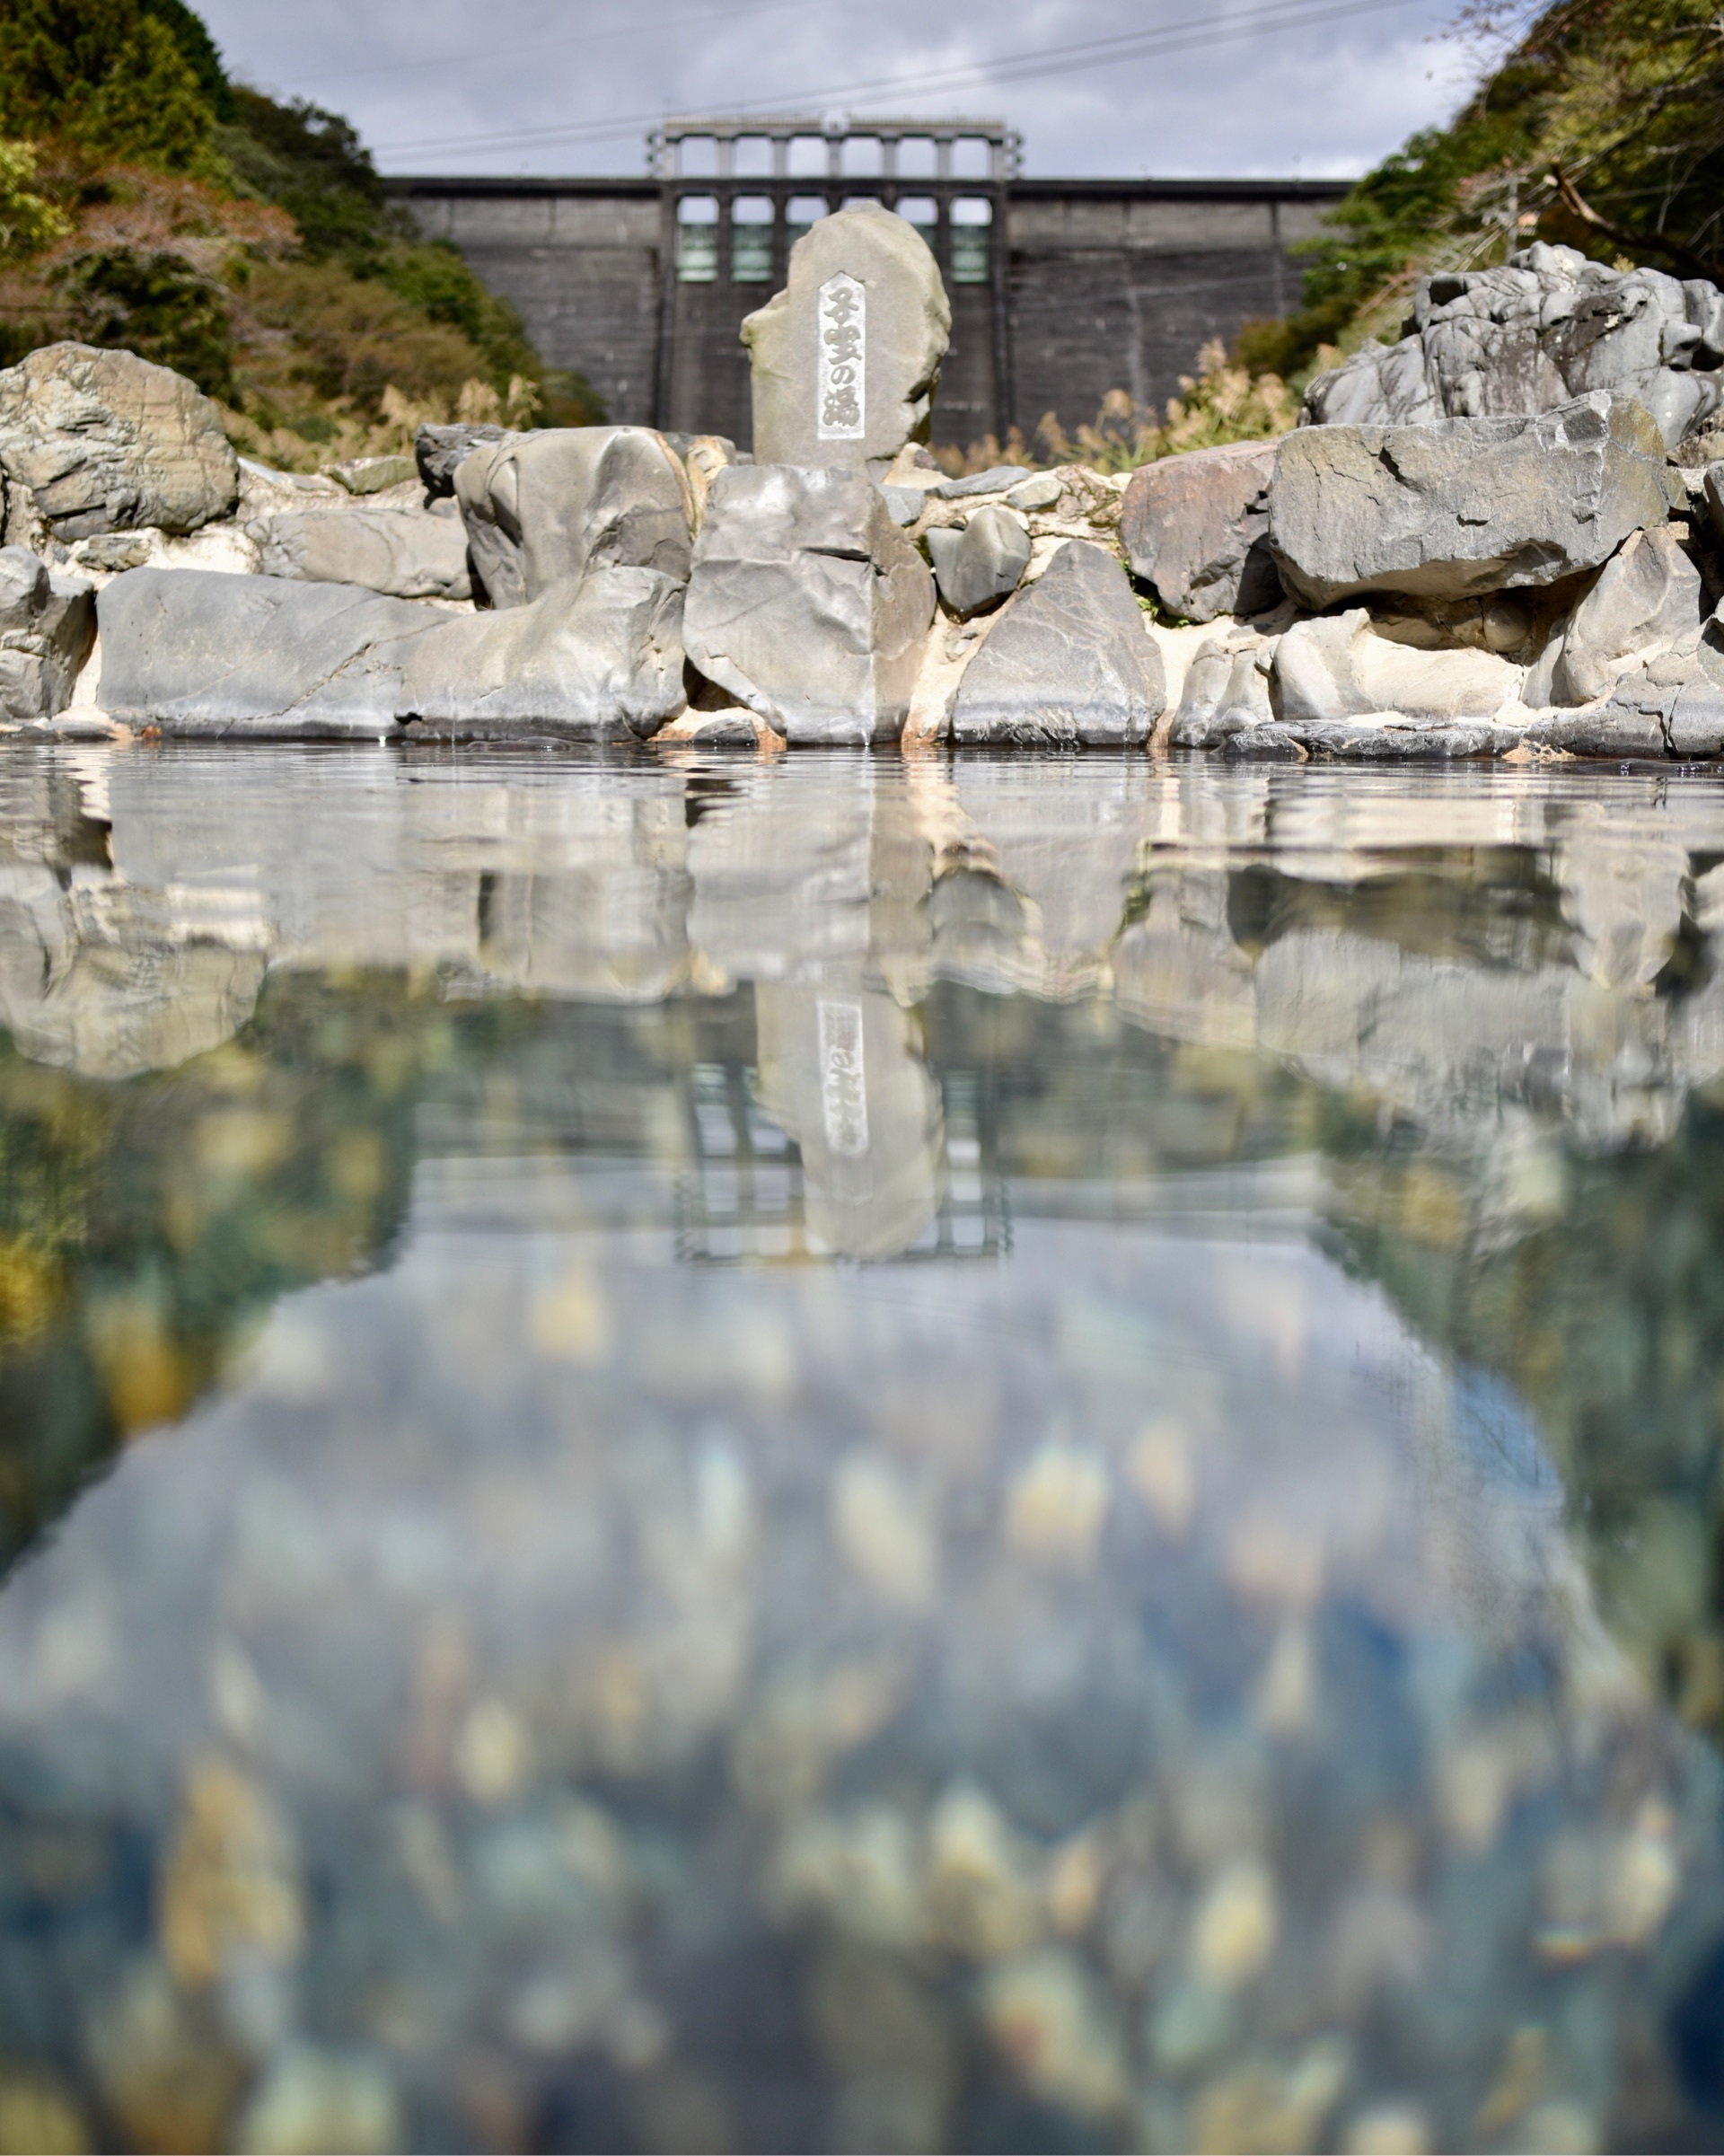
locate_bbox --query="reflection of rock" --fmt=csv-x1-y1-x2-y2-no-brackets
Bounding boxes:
753,984,944,1260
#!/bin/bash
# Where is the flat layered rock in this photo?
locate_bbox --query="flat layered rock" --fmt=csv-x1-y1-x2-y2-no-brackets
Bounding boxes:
951,541,1165,747
248,506,472,602
1120,439,1282,622
455,427,691,609
682,464,933,744
95,565,686,739
0,343,238,540
1269,392,1668,606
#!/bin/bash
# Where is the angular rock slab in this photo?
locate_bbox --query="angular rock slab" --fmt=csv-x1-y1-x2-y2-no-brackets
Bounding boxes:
0,343,238,540
1120,439,1282,622
927,504,1031,618
682,464,934,744
1271,609,1524,725
96,566,686,739
951,541,1165,747
0,544,95,721
248,506,472,601
743,205,951,478
455,427,691,609
1269,392,1668,606
1545,526,1702,706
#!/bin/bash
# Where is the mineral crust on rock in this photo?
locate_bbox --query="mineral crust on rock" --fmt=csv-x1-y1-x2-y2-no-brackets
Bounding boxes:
1120,439,1282,622
1269,392,1668,606
683,463,934,744
455,427,692,608
951,541,1165,746
0,343,238,540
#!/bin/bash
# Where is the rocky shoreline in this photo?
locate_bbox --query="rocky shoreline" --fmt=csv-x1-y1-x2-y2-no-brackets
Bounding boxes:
5,215,1724,760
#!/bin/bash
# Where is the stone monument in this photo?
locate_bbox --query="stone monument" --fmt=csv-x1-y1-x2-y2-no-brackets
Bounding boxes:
742,204,951,478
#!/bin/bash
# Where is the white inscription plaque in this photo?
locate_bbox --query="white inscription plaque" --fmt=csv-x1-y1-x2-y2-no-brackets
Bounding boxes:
817,998,869,1156
815,272,866,442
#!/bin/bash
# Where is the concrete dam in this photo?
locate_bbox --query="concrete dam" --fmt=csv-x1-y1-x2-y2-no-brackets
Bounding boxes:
387,115,1347,453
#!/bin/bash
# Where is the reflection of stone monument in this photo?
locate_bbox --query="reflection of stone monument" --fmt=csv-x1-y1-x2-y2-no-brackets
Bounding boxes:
754,981,943,1259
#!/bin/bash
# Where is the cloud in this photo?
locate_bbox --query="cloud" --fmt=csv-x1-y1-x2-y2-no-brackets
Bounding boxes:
198,0,1480,178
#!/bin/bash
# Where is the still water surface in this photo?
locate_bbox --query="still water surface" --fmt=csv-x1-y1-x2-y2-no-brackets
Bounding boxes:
3,745,1724,2152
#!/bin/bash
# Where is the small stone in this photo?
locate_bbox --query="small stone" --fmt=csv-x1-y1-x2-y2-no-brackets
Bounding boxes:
88,1959,250,2155
236,2046,401,2156
1128,1419,1196,1539
1190,1859,1279,1990
325,454,418,496
456,1699,532,1804
1341,2103,1430,2155
831,1452,938,1611
415,420,526,497
926,1784,1042,1959
1005,1441,1111,1565
927,504,1031,618
1007,472,1064,514
981,1950,1128,2120
159,1756,304,1989
743,205,951,479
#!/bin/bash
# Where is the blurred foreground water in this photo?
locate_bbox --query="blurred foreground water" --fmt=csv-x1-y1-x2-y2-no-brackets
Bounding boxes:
4,744,1724,2152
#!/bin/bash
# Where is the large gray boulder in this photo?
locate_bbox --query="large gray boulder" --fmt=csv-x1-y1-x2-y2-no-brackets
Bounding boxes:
1544,526,1702,707
1304,244,1724,451
950,540,1165,747
926,504,1031,618
398,568,686,740
96,570,438,735
1120,439,1282,621
1271,609,1524,726
455,427,691,609
682,463,934,744
95,566,686,739
0,343,238,539
1269,392,1668,607
743,206,951,479
248,506,472,601
0,545,95,720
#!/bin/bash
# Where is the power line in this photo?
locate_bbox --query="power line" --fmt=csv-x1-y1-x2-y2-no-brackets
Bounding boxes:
270,0,834,89
372,0,1421,161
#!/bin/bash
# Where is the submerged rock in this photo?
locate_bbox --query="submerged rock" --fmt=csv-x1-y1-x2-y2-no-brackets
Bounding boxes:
1269,392,1669,606
682,463,933,744
951,541,1165,746
0,342,238,540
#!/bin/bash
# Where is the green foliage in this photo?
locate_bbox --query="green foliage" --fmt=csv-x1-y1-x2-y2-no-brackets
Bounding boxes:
0,136,67,259
0,0,232,176
57,245,235,396
216,85,383,260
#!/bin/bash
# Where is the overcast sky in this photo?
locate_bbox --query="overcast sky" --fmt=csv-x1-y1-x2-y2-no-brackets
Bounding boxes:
194,0,1491,181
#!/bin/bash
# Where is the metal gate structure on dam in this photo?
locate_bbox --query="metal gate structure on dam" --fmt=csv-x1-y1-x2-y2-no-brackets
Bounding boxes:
388,116,1348,453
